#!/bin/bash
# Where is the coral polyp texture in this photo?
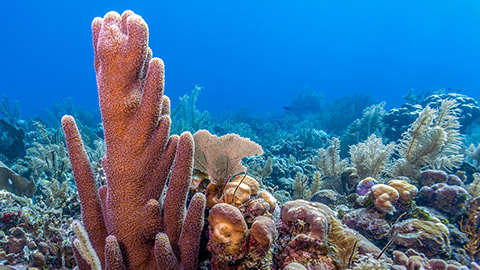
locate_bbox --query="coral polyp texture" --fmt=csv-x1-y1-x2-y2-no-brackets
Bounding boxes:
62,10,205,269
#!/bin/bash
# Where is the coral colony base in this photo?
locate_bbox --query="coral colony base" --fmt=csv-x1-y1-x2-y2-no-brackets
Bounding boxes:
1,10,480,270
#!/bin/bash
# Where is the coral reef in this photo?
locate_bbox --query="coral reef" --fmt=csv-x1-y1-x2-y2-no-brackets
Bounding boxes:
321,93,374,135
0,189,79,268
468,144,480,168
16,121,71,183
206,173,278,269
46,97,101,129
293,170,322,200
274,200,336,269
3,8,480,270
392,219,451,258
417,183,469,217
421,93,480,133
383,102,424,142
384,92,480,142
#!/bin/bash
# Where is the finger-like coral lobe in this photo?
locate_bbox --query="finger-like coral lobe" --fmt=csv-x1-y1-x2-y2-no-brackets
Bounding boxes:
63,10,204,269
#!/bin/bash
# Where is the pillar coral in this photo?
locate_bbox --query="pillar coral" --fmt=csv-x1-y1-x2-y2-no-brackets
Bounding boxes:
62,10,205,269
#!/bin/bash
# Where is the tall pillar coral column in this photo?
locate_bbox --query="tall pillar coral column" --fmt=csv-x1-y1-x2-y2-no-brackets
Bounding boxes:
62,10,205,269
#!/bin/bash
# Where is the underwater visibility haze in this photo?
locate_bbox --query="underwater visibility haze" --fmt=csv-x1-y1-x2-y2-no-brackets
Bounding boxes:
2,0,480,116
1,1,480,269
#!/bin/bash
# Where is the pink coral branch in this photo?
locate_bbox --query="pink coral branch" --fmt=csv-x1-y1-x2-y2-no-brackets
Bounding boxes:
63,10,205,269
62,115,107,266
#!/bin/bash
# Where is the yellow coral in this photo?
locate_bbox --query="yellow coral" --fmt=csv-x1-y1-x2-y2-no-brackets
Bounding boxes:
371,184,399,214
387,180,418,201
230,174,259,196
219,182,252,207
258,190,277,213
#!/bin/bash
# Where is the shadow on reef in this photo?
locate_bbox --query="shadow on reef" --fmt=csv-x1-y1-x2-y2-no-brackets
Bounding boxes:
1,10,480,270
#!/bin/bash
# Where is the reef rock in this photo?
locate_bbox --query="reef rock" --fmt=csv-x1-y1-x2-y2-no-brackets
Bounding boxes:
342,208,391,242
383,103,423,142
392,219,451,258
421,93,480,132
419,170,448,187
310,189,340,206
274,200,336,269
417,183,469,217
384,93,480,142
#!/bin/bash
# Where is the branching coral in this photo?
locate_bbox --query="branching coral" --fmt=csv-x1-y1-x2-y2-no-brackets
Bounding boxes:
321,93,374,135
293,171,322,200
349,134,395,179
171,85,210,134
293,172,309,200
392,100,464,178
21,121,71,182
340,102,386,156
0,95,20,126
71,220,101,270
459,199,480,261
62,11,205,269
47,97,101,129
246,156,273,186
313,137,348,193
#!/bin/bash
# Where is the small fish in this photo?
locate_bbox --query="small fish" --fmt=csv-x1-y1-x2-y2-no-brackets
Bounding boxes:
283,106,291,111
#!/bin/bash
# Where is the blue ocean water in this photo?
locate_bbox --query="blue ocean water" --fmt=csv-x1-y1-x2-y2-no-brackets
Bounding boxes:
1,0,480,118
